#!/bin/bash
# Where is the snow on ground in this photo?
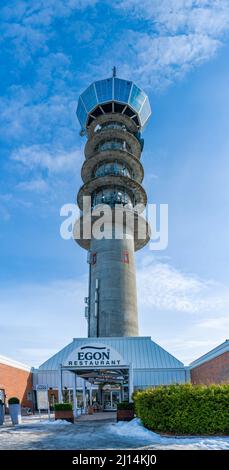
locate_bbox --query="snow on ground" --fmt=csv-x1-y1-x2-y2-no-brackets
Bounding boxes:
0,415,228,450
110,418,229,450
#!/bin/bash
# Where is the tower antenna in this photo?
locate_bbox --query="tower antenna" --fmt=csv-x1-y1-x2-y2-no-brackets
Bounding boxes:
112,66,116,78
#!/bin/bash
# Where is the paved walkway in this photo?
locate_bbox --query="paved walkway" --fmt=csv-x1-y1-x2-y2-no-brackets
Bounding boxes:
76,411,116,422
0,414,228,450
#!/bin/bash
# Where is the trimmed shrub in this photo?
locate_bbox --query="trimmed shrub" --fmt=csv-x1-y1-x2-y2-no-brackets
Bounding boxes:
117,402,134,410
8,397,20,405
134,384,229,435
54,403,73,411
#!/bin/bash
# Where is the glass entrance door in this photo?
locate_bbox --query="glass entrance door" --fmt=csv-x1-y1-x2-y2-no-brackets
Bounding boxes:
102,389,121,411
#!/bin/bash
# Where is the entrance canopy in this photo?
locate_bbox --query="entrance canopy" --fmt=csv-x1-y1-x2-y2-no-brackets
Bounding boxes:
63,343,127,369
36,336,187,389
62,342,130,388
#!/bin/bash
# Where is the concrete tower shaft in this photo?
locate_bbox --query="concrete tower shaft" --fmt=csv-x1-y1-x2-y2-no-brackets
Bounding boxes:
75,76,151,338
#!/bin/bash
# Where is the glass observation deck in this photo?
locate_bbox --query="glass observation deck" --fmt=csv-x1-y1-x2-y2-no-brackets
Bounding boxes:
76,77,151,132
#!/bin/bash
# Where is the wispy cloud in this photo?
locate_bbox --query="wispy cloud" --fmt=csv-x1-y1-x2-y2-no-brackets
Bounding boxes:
0,0,98,62
101,0,229,88
1,266,228,365
137,255,229,313
16,178,49,192
0,278,88,366
116,0,229,37
11,145,83,174
198,316,229,329
0,87,77,146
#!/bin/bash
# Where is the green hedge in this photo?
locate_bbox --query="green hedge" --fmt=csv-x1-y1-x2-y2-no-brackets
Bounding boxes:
134,384,229,435
54,403,73,411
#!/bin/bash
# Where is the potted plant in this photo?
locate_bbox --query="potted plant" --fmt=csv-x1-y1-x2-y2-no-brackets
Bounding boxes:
0,399,4,425
54,403,74,423
8,397,21,425
117,402,135,422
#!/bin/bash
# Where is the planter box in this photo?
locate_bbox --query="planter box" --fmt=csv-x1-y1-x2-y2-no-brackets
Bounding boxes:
0,405,4,425
88,405,94,415
55,410,74,423
9,404,22,425
117,409,134,422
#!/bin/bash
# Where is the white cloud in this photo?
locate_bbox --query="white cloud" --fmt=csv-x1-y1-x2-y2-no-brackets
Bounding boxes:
0,262,228,365
198,316,229,329
0,279,88,366
0,0,98,61
116,0,229,37
0,87,77,145
11,145,83,174
137,255,229,313
16,178,49,192
159,338,220,364
106,0,229,88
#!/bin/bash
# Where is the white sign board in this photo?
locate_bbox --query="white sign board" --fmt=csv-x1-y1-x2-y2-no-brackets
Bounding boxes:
64,343,126,368
36,385,49,410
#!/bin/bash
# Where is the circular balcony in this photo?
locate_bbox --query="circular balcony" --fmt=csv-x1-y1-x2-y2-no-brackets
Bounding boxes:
84,128,141,159
73,207,151,252
77,175,147,212
81,150,144,184
87,113,138,138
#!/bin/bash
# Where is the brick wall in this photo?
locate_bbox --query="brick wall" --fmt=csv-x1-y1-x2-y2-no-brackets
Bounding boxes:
0,362,33,408
190,351,229,385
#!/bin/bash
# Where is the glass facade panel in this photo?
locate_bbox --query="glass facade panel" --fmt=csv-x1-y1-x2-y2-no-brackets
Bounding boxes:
139,97,151,127
76,100,87,128
77,79,151,130
95,79,113,103
94,161,132,178
129,84,146,112
95,138,131,153
81,83,98,112
92,187,133,208
101,121,126,131
114,78,131,103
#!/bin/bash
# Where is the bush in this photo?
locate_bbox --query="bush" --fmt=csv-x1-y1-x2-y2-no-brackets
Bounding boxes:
54,403,73,411
134,384,229,435
0,399,3,405
8,397,20,405
117,402,134,410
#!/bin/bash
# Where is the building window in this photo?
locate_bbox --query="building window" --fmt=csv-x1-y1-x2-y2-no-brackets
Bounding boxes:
94,161,132,179
92,253,97,265
0,389,5,403
123,251,129,264
92,187,133,209
95,138,131,154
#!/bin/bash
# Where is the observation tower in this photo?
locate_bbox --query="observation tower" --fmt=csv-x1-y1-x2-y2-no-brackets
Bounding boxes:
75,69,151,337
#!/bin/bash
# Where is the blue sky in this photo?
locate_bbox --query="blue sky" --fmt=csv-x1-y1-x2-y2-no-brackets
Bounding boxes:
0,0,229,366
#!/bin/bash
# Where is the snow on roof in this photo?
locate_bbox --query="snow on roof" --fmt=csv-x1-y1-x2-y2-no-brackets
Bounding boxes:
39,336,184,371
0,354,31,372
189,340,229,369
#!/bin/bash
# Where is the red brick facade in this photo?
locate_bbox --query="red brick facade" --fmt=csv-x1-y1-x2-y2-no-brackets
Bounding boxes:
190,351,229,385
0,362,33,408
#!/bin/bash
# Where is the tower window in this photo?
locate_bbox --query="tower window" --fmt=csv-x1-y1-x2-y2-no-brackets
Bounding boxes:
123,251,129,264
95,138,131,154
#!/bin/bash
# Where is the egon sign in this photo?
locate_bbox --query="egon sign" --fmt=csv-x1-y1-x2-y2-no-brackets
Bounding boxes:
64,344,126,368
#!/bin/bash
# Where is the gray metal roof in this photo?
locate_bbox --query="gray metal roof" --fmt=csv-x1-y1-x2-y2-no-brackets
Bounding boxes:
76,77,151,132
39,336,184,371
189,340,229,369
